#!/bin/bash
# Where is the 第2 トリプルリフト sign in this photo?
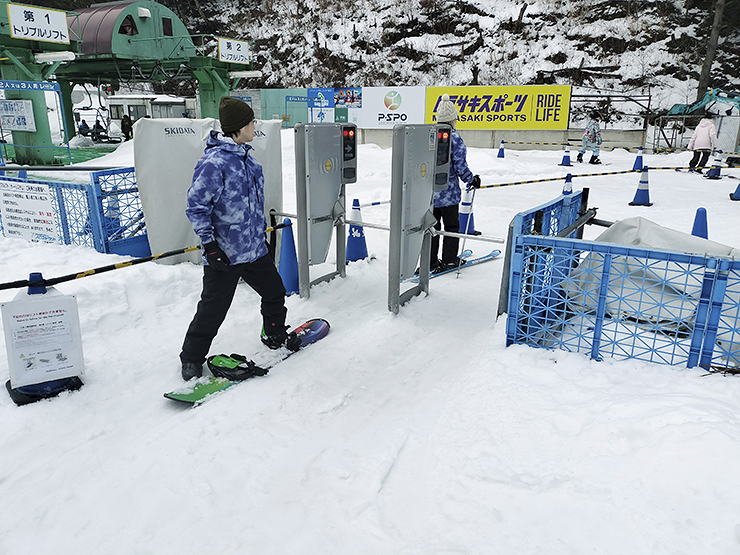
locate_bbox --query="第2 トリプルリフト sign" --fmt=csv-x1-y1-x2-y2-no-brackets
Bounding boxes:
427,85,572,130
218,37,251,64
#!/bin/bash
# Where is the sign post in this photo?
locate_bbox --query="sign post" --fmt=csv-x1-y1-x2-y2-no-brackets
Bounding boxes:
2,274,85,405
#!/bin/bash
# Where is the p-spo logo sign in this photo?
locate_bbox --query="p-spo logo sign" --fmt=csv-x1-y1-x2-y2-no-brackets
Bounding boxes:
379,90,406,123
354,87,426,129
426,85,571,130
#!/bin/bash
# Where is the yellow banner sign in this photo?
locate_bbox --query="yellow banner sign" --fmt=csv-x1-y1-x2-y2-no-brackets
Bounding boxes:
426,86,571,130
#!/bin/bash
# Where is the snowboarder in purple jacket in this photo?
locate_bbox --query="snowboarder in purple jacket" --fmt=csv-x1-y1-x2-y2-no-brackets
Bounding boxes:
179,97,299,381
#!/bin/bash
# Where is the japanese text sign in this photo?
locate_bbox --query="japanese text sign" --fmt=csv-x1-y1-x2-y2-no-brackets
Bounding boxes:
426,85,572,130
218,37,251,65
0,99,36,132
7,3,69,44
0,179,59,243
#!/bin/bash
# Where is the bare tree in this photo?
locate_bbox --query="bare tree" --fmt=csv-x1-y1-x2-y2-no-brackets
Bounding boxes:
696,0,726,101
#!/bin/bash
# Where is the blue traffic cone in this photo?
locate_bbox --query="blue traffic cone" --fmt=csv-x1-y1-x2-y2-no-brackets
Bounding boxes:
632,147,644,171
497,140,505,159
629,167,653,206
562,173,573,195
730,181,740,201
346,199,369,262
278,218,299,295
705,151,723,179
459,187,480,235
691,207,708,239
558,144,572,166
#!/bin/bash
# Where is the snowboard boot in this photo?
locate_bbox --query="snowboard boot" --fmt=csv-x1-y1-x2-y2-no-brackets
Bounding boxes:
181,361,203,381
588,155,602,165
576,152,583,163
261,325,301,352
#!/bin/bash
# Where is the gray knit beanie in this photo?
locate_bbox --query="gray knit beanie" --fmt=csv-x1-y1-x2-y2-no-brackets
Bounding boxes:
219,96,254,134
436,93,459,124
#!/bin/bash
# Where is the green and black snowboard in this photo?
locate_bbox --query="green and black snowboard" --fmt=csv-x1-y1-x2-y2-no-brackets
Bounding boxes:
165,318,330,406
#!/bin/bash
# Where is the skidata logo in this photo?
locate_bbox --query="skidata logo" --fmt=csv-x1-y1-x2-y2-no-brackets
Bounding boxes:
164,126,196,137
379,90,407,123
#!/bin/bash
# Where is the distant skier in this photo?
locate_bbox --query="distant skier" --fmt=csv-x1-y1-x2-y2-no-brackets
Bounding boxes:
120,115,133,141
577,111,603,165
431,93,481,273
687,113,718,173
179,96,300,381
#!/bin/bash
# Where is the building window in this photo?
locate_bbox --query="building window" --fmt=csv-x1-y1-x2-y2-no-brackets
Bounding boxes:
119,15,138,36
110,105,124,120
162,17,173,36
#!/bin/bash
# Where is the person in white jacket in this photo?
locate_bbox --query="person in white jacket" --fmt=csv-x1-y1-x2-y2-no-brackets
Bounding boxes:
687,115,719,173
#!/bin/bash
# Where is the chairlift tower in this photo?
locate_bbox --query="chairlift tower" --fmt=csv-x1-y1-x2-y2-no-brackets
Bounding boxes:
0,0,79,164
0,0,259,165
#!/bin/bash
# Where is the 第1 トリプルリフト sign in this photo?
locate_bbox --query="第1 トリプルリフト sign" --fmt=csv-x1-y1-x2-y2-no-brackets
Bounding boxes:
426,85,572,130
7,3,69,44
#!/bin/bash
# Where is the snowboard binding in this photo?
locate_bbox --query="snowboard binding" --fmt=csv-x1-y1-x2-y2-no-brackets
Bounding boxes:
207,353,269,381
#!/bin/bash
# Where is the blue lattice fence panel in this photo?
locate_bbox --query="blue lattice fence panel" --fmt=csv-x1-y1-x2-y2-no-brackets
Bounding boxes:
51,181,99,249
700,258,740,370
506,235,736,369
90,167,150,257
514,190,584,238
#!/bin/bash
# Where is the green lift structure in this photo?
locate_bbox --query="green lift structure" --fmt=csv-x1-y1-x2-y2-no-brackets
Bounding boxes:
0,0,256,165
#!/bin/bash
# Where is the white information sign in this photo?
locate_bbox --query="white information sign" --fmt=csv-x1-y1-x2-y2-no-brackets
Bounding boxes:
0,179,59,243
0,99,36,132
7,3,70,44
218,37,251,64
2,288,84,388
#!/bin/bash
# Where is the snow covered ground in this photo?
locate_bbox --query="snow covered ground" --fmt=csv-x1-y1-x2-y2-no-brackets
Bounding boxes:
1,132,740,554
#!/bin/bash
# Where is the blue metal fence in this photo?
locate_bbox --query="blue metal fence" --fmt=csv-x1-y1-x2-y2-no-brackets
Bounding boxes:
0,167,150,258
506,193,740,370
89,168,150,257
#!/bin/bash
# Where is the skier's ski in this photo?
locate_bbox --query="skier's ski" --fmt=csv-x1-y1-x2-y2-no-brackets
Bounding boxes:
164,318,330,406
407,249,501,283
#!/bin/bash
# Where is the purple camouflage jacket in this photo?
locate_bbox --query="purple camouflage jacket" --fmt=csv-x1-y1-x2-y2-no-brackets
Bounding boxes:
434,131,474,208
186,130,268,265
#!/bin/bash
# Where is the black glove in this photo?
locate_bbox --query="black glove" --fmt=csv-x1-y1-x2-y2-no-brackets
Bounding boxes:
470,175,481,189
203,241,230,271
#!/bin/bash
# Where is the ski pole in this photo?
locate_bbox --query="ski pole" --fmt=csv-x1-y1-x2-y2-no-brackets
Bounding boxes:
456,185,477,277
0,222,293,292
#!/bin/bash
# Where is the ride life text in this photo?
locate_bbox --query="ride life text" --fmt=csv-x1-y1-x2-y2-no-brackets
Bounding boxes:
534,94,562,123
